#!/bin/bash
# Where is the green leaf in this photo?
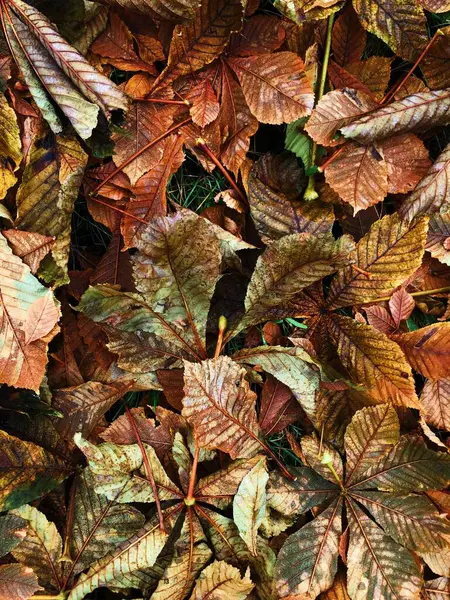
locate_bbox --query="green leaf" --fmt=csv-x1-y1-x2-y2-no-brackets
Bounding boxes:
0,515,28,559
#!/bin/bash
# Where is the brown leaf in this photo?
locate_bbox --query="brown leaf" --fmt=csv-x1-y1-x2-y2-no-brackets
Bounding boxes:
229,14,286,56
327,314,419,407
332,5,366,66
389,288,415,326
90,0,198,21
426,213,450,266
228,52,314,124
248,153,334,242
305,88,377,147
52,381,134,443
353,0,428,61
421,26,450,90
346,57,392,100
91,13,157,73
365,305,397,334
421,378,450,431
216,62,259,176
341,90,450,144
0,564,42,600
121,135,184,249
100,407,173,458
324,141,388,214
400,142,450,223
327,60,375,98
259,375,301,435
328,213,429,309
157,368,185,411
187,79,220,128
182,357,261,459
392,323,450,379
112,102,175,186
155,0,245,89
2,230,54,274
0,233,60,391
382,133,431,194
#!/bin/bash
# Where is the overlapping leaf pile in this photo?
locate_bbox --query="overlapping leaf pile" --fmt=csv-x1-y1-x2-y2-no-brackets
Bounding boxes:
1,0,450,599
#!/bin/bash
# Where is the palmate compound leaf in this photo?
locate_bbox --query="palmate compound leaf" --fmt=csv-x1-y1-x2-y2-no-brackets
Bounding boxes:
392,323,450,379
190,561,254,599
327,213,429,309
90,0,198,21
153,0,246,90
0,431,72,511
233,346,321,420
233,232,355,335
327,314,419,407
352,0,428,61
182,357,261,459
274,405,450,600
227,52,314,124
341,89,450,144
400,142,450,223
0,564,42,600
233,458,269,556
0,232,60,391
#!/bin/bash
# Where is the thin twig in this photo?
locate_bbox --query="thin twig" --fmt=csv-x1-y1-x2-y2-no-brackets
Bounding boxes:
381,29,444,105
141,98,190,106
195,138,247,205
361,286,450,305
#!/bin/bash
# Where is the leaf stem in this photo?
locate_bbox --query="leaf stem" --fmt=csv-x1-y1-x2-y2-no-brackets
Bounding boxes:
124,404,166,533
91,117,192,196
304,13,334,201
361,286,450,305
318,145,345,173
381,29,444,105
89,196,149,225
214,315,227,359
186,442,200,503
195,138,247,205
